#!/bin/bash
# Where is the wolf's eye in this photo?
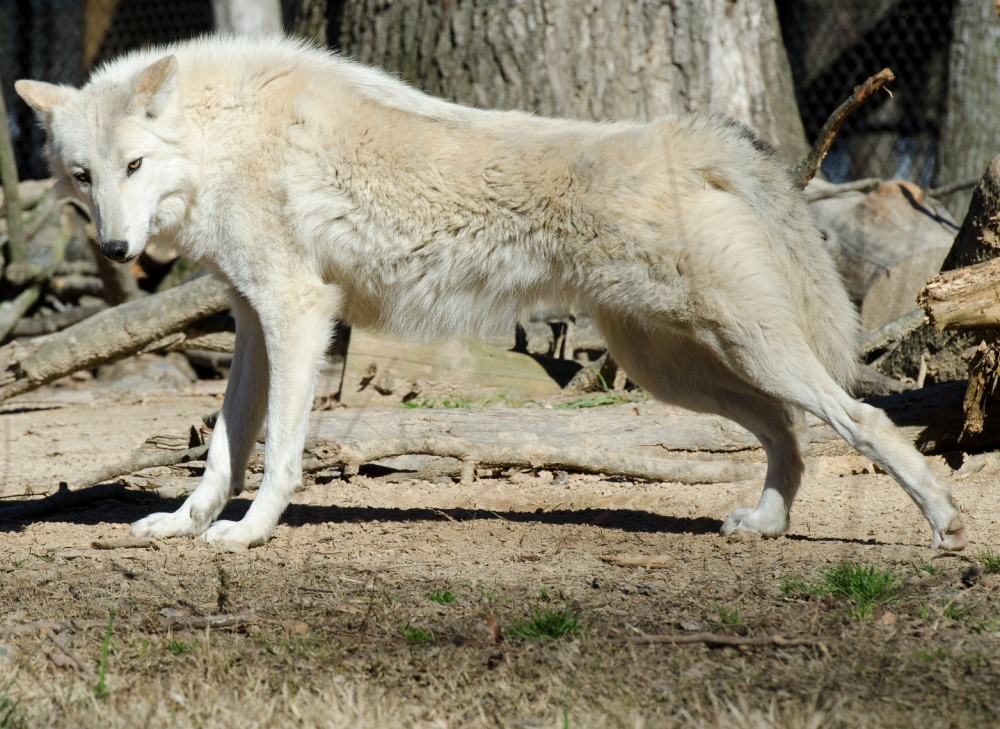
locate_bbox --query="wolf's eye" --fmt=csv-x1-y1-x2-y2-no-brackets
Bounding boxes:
74,170,91,185
127,158,142,176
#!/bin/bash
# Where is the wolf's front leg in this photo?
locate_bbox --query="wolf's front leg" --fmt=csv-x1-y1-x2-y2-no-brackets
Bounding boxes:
131,295,268,538
203,283,339,551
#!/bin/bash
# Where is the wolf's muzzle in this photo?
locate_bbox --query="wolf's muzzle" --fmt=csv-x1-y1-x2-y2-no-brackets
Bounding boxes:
100,239,129,262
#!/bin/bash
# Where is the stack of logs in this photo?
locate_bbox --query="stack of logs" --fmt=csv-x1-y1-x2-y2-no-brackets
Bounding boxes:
917,154,1000,437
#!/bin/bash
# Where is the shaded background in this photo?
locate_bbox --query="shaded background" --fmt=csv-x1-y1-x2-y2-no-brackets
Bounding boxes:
0,1,973,210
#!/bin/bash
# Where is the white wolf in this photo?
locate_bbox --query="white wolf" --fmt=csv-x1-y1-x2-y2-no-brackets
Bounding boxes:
16,35,966,552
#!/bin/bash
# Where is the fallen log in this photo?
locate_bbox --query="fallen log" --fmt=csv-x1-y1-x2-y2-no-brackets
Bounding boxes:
812,180,957,330
918,257,1000,331
0,274,229,402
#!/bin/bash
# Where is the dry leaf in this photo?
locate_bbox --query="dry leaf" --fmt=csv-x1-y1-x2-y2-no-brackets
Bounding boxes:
484,616,504,644
601,554,678,569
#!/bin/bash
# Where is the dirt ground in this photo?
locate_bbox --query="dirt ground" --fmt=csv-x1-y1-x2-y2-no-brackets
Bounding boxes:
1,368,999,728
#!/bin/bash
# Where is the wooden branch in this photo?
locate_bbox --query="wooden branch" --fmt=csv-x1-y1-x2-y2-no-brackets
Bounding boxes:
622,632,824,649
50,274,103,300
926,178,981,199
71,444,208,491
0,274,229,403
0,71,26,263
313,436,758,484
792,69,896,189
11,303,107,337
918,257,1000,330
158,613,257,631
859,308,925,359
0,285,41,341
304,405,765,484
803,177,882,202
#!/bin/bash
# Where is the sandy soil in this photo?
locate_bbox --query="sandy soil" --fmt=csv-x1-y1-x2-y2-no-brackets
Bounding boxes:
0,372,998,728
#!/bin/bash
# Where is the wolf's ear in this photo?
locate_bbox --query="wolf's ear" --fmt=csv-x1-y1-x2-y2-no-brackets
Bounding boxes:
14,80,76,120
131,55,178,118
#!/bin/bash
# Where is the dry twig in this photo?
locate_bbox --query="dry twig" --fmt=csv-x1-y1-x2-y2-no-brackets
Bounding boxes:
792,69,896,189
622,631,825,649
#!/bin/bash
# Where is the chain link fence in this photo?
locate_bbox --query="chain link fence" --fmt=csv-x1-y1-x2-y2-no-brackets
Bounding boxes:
778,0,955,187
2,0,959,186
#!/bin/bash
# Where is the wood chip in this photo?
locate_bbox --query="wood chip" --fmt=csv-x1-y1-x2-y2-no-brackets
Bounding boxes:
601,554,678,569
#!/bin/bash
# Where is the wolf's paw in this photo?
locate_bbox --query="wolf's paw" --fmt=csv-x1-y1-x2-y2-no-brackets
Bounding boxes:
931,525,967,551
203,519,270,552
720,506,787,538
130,510,202,539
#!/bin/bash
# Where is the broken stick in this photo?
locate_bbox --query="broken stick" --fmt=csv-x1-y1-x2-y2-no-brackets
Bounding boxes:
792,69,896,189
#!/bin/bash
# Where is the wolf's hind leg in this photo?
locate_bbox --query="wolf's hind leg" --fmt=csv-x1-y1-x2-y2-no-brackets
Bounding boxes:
595,317,807,537
203,281,339,550
717,400,807,537
131,294,268,538
794,370,966,550
718,336,965,550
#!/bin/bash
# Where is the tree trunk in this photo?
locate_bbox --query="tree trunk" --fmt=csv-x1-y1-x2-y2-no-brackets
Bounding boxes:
936,0,1000,219
337,0,809,164
212,0,282,34
941,155,1000,271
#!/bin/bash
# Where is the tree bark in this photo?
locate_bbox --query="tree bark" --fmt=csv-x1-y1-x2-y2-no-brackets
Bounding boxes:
338,0,809,164
918,258,1000,331
936,0,1000,219
212,0,282,34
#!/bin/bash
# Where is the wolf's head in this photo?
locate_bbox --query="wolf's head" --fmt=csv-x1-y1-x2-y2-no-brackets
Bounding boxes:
16,56,191,263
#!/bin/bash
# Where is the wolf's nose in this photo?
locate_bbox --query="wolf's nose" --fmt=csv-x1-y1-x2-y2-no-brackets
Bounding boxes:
100,239,129,262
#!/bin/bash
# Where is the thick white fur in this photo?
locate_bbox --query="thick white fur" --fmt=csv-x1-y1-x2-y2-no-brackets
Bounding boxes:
16,35,966,551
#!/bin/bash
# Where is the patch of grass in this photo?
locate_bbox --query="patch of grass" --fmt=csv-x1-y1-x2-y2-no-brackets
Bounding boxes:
816,562,900,620
915,562,946,577
919,648,947,662
0,665,26,729
713,605,741,626
400,624,434,645
507,608,581,641
553,394,634,409
537,587,551,602
94,610,114,700
917,603,930,620
165,638,199,656
426,589,456,605
981,549,1000,575
779,576,809,597
943,599,969,621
